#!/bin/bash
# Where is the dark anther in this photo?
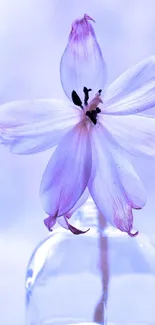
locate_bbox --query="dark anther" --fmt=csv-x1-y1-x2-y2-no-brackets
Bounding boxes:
91,110,97,119
72,90,83,108
86,111,91,117
98,89,102,95
86,110,97,125
83,87,92,106
96,107,101,113
86,106,101,125
91,117,97,125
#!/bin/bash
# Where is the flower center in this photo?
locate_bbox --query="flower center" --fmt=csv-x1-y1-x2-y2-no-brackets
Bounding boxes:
71,87,102,125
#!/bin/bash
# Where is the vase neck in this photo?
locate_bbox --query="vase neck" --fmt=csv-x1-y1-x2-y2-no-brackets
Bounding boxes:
71,196,100,230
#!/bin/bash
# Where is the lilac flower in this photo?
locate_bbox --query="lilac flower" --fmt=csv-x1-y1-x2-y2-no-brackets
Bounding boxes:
1,14,155,236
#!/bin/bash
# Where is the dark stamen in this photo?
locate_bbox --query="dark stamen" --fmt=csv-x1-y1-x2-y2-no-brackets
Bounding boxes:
86,111,91,117
86,110,97,125
72,90,83,108
90,116,97,125
98,89,102,95
91,110,97,119
96,107,101,113
83,87,92,105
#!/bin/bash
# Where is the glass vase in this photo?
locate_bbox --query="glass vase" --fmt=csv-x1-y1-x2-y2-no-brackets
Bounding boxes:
25,198,155,325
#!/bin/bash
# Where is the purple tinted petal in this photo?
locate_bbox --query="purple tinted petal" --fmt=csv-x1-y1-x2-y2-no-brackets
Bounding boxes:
58,216,89,235
0,99,81,154
60,14,107,101
44,189,89,233
65,218,90,235
128,230,139,237
44,215,56,231
104,56,155,115
40,122,92,218
88,124,146,235
65,188,89,219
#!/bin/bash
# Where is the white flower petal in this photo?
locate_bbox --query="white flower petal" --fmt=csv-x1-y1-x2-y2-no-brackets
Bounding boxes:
104,56,155,115
60,14,107,101
40,122,92,217
0,99,81,154
88,125,146,235
100,114,155,157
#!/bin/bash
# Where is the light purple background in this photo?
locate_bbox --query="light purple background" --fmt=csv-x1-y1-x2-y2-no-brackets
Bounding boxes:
0,0,155,324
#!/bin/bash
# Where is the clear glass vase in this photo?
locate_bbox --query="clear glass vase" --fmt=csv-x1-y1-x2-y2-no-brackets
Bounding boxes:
25,199,155,325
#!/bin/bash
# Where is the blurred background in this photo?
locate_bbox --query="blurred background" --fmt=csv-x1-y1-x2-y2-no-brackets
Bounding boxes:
0,0,155,324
